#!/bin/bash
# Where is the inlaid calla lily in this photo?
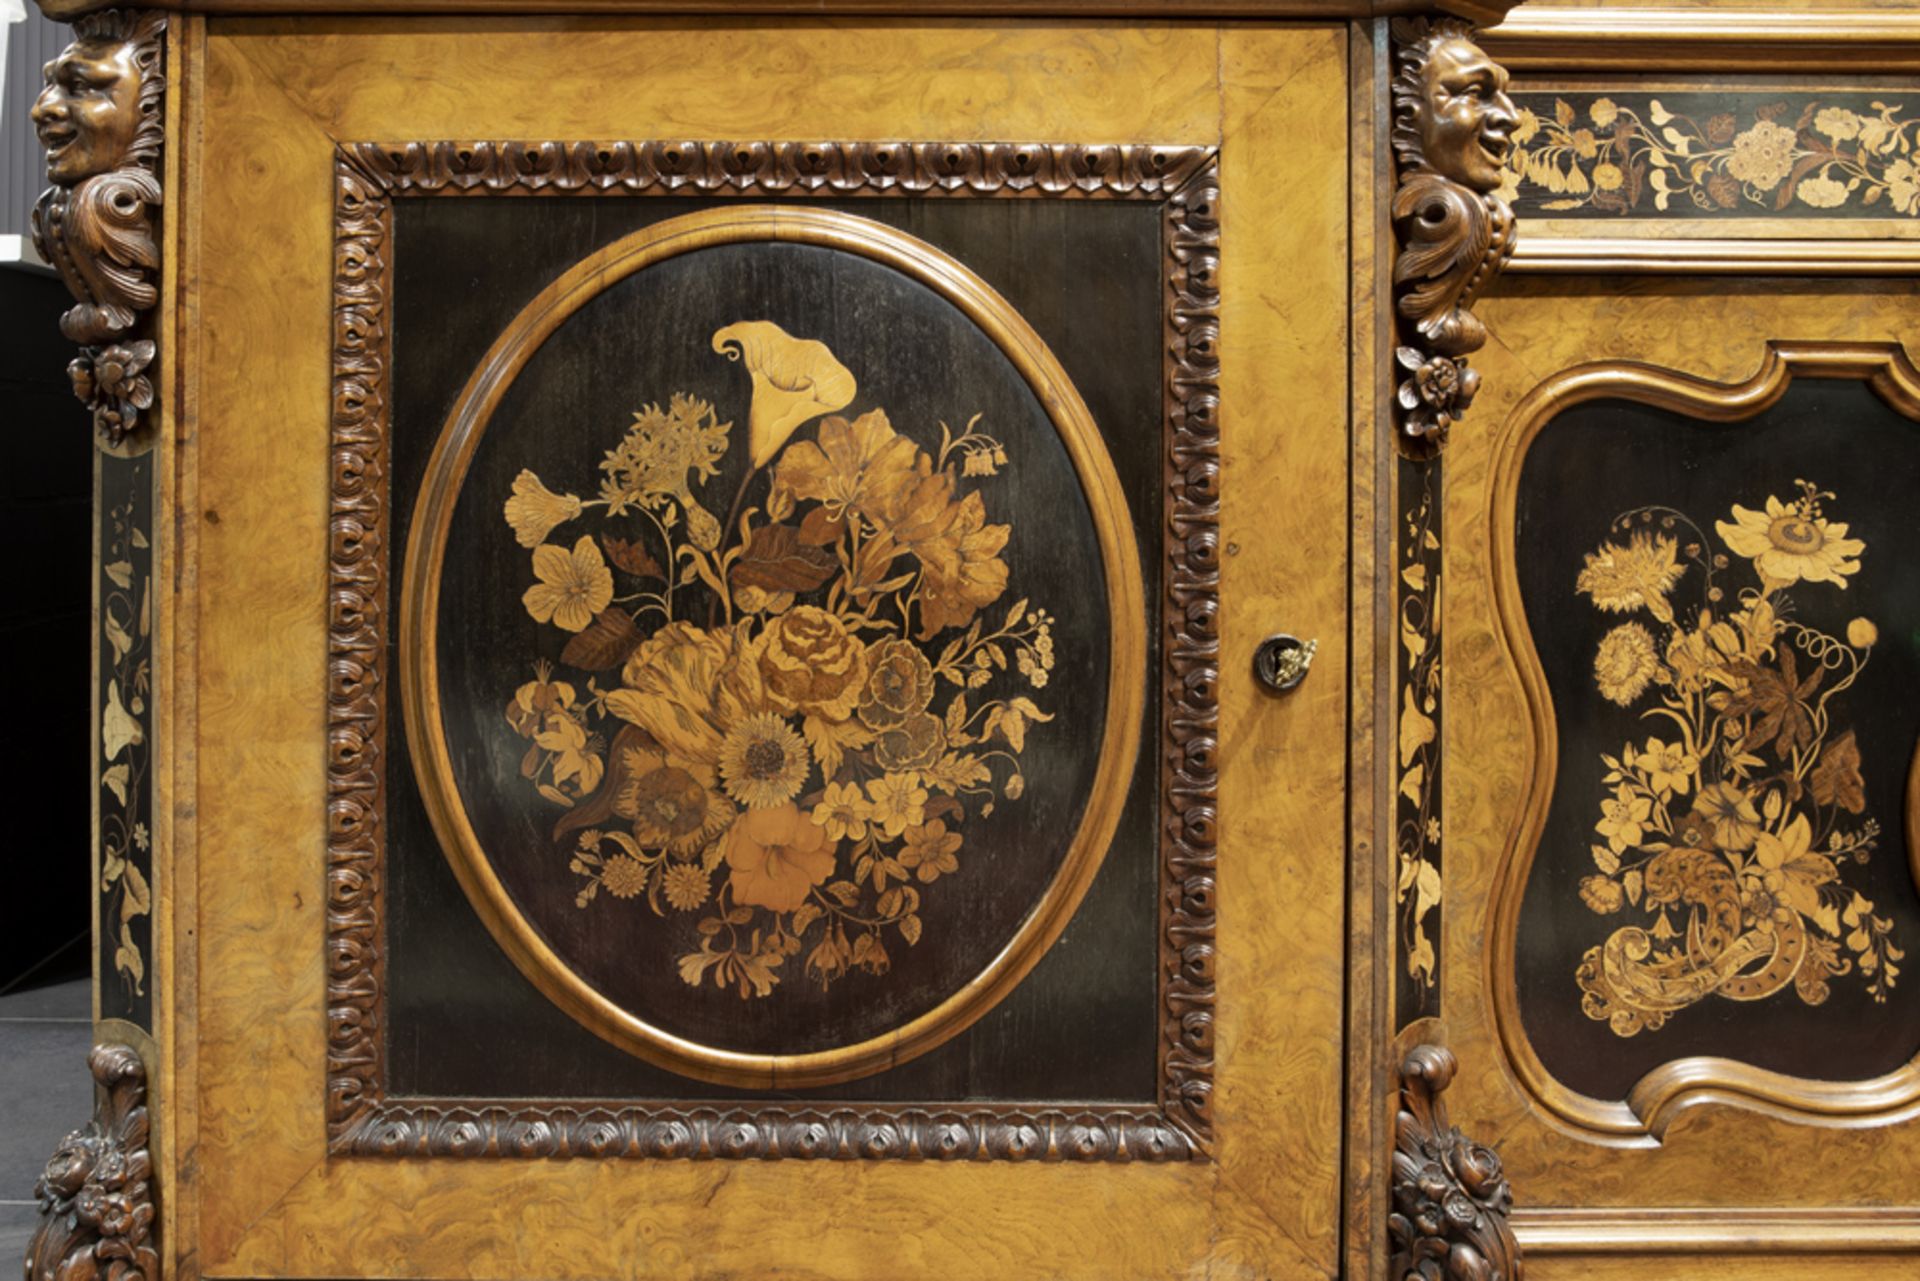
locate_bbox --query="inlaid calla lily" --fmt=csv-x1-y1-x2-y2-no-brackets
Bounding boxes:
712,321,856,469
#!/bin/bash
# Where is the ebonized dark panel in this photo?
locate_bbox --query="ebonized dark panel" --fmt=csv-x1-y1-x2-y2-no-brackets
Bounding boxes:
1516,379,1920,1098
386,196,1164,1104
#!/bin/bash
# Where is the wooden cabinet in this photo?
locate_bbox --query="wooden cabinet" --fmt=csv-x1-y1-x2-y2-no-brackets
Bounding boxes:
19,3,1920,1279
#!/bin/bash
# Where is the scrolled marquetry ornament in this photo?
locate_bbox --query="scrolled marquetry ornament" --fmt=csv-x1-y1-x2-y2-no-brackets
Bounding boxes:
1389,1045,1523,1281
24,1044,158,1281
1388,18,1517,456
29,9,167,453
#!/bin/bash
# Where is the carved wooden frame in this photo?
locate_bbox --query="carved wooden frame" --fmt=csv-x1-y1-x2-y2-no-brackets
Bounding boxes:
1487,341,1920,1141
327,140,1219,1161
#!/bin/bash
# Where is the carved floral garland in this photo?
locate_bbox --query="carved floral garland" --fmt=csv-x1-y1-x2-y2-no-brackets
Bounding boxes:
25,1044,157,1281
1573,481,1902,1036
503,322,1055,998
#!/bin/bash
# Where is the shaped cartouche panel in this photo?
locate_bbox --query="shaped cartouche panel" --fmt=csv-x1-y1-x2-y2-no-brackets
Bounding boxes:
1491,345,1920,1137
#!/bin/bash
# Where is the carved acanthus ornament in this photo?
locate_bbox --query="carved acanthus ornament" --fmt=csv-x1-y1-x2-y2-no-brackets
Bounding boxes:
30,9,167,452
1389,1045,1522,1281
1389,18,1517,456
24,1044,159,1281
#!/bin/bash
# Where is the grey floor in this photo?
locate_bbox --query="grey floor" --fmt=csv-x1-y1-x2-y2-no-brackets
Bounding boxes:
0,976,92,1261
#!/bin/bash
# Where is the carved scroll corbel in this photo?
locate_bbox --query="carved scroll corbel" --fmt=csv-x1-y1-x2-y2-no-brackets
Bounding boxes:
24,1044,158,1281
1389,1045,1522,1281
29,9,168,452
1389,18,1517,456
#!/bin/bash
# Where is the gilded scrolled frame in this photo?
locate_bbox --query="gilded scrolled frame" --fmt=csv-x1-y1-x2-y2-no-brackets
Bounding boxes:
1487,340,1920,1141
327,139,1220,1161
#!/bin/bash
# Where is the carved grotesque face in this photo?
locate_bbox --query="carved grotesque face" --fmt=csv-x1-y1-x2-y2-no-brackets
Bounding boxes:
1415,37,1517,193
32,37,144,186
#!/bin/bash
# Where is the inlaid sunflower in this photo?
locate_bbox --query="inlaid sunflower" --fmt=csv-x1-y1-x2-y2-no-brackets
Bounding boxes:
719,712,811,809
615,750,734,855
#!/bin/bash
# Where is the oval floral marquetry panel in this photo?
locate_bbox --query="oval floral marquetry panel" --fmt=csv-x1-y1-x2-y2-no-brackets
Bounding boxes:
1492,346,1920,1137
400,207,1143,1089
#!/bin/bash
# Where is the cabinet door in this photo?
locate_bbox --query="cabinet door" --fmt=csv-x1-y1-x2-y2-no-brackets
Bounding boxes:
178,19,1353,1279
1425,62,1920,1279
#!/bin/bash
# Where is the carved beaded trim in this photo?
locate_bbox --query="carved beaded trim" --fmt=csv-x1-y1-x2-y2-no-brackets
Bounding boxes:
325,141,1218,1161
349,1104,1191,1161
345,139,1211,198
1160,171,1220,1144
326,150,393,1136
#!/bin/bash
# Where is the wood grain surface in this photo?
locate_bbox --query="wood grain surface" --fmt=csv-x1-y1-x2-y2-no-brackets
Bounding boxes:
186,18,1350,1280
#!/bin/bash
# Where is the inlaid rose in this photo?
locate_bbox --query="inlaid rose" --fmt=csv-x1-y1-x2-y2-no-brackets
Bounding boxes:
757,605,869,720
858,638,935,729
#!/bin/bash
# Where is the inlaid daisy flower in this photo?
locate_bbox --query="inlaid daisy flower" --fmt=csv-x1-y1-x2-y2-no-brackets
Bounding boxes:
719,713,810,809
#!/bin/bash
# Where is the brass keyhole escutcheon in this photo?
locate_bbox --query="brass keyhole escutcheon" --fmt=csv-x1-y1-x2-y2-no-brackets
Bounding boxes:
1254,634,1317,694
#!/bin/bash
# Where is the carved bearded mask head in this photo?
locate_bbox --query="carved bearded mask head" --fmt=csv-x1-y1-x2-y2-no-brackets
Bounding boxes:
1395,25,1518,194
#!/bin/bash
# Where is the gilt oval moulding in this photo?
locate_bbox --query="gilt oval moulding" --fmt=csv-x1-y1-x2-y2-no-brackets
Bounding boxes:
1487,342,1920,1141
400,206,1144,1090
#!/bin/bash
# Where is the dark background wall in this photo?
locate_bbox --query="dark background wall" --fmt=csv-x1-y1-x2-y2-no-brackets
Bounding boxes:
2,8,94,989
4,11,67,237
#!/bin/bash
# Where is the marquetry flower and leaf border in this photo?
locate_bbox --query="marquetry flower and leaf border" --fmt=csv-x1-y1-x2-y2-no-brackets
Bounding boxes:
326,140,1220,1161
1395,460,1443,1026
1505,91,1920,219
100,458,154,1018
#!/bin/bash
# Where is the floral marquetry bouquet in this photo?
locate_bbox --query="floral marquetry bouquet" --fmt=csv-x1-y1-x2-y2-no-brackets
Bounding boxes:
498,321,1056,999
1570,480,1902,1037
